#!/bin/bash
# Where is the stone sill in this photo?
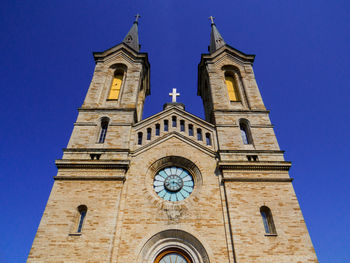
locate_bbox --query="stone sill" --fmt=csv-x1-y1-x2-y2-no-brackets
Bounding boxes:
264,233,278,237
68,233,82,236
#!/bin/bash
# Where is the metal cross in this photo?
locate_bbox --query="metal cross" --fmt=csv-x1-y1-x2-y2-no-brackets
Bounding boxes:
209,16,215,24
135,14,141,23
169,88,180,103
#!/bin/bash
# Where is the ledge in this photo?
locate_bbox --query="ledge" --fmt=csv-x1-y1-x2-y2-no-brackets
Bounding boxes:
55,159,129,170
68,233,82,236
213,109,270,114
78,107,136,112
55,175,125,181
219,150,285,154
218,161,291,171
63,148,130,153
222,177,293,183
264,233,278,237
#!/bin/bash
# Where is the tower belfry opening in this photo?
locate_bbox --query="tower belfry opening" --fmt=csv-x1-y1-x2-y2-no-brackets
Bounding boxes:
28,16,318,263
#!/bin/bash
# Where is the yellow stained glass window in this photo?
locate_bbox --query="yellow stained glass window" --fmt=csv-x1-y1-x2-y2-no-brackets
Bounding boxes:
225,74,239,101
108,73,123,100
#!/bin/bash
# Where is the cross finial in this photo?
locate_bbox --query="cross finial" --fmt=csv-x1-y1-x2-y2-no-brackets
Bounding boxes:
169,88,180,103
134,14,141,23
209,16,215,25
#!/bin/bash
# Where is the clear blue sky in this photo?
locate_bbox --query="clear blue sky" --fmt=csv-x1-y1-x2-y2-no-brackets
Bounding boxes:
0,1,349,262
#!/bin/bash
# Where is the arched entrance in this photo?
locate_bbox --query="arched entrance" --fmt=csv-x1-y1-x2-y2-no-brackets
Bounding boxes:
138,229,210,263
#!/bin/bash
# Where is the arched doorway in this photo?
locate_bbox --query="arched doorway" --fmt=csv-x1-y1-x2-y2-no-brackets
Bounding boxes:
154,248,192,263
138,229,210,263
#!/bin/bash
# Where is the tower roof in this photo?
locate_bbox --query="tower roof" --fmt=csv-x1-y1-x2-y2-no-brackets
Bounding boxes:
122,14,141,52
209,16,226,53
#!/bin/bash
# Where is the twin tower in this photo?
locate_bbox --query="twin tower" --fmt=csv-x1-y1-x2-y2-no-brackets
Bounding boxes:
28,17,318,262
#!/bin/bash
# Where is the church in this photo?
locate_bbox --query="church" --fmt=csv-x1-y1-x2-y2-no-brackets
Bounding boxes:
28,16,318,262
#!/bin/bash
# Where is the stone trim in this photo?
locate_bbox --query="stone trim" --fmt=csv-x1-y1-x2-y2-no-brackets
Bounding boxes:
55,160,129,170
63,148,130,153
54,175,125,181
218,161,291,171
214,109,270,114
74,122,98,126
222,177,293,182
78,107,136,112
220,150,285,154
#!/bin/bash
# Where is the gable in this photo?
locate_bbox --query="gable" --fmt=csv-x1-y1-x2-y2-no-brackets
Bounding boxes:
131,133,216,158
131,106,217,155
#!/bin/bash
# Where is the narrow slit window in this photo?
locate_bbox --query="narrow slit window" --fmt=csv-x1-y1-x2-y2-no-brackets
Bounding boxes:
188,124,193,136
155,124,160,136
137,132,143,145
197,129,202,141
180,120,185,132
240,120,252,145
147,128,152,140
108,72,123,100
260,206,276,235
206,133,211,145
172,116,177,127
98,118,109,143
77,205,87,233
164,120,169,131
225,73,240,101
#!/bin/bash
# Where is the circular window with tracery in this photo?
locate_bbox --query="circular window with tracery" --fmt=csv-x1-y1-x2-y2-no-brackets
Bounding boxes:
154,248,192,263
153,166,194,202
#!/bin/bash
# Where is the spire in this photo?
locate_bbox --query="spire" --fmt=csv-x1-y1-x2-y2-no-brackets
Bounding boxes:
123,14,141,52
209,16,226,53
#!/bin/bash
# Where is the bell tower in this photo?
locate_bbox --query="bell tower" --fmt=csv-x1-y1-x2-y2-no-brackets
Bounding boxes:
197,18,318,262
28,17,150,262
67,15,150,152
198,18,279,152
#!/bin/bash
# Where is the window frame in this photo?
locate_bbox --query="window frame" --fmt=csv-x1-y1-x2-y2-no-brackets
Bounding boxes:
98,117,110,144
260,206,277,235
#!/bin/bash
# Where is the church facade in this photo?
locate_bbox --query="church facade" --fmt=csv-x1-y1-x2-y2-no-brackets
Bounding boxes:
28,17,318,263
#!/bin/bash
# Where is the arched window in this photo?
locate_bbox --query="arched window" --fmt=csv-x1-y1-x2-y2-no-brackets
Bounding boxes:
98,117,109,143
205,133,211,146
154,248,192,263
147,128,152,140
260,206,276,235
108,69,124,100
188,124,193,136
164,120,169,131
137,132,143,145
225,73,240,102
180,120,185,132
155,124,160,136
197,128,202,141
77,205,87,233
239,119,252,145
172,116,177,127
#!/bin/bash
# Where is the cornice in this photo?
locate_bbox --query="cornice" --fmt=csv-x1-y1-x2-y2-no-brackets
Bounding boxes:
219,150,285,154
55,159,129,170
218,161,291,171
54,175,125,181
222,177,293,183
213,109,270,114
78,107,136,112
63,148,130,153
199,45,255,64
93,43,149,66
